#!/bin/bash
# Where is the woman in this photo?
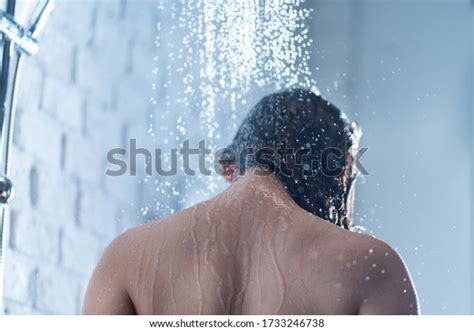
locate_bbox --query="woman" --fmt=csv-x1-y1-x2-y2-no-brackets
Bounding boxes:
83,88,419,314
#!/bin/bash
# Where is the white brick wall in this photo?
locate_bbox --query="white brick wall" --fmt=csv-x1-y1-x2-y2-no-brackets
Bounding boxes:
2,0,156,314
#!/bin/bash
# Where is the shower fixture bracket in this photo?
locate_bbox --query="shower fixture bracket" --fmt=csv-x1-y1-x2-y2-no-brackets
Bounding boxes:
0,0,55,56
0,11,39,56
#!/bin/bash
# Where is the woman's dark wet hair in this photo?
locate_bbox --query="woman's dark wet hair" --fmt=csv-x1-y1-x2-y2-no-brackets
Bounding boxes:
219,88,362,230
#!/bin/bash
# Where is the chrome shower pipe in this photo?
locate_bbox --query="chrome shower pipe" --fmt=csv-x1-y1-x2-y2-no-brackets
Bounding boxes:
0,0,55,312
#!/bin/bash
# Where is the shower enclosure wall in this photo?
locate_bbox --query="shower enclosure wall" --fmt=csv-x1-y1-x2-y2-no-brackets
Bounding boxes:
0,0,158,314
0,0,55,311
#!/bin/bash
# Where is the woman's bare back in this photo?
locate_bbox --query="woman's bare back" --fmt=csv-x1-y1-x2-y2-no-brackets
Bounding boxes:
83,174,419,315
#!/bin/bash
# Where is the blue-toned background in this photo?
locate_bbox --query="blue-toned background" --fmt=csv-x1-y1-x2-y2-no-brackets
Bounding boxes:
1,0,472,314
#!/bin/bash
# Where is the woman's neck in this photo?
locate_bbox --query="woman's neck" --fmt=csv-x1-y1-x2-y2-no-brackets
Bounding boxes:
220,167,300,217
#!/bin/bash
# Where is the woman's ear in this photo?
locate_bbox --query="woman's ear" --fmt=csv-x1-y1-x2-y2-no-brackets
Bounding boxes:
219,161,236,182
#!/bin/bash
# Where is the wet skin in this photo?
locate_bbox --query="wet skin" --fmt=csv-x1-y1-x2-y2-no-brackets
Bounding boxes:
83,170,420,315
